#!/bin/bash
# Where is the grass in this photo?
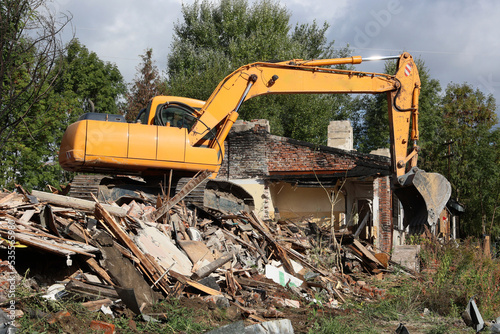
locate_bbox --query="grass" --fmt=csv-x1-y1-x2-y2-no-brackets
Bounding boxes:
17,292,214,333
306,235,499,333
15,236,498,333
417,237,500,319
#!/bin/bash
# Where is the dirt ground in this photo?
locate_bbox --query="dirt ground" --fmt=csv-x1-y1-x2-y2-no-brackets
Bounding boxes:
169,295,472,334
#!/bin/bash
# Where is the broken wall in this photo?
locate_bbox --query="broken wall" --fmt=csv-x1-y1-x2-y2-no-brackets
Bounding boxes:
218,119,394,252
268,181,345,226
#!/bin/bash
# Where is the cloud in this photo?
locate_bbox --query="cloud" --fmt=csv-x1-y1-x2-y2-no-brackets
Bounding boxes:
54,0,500,114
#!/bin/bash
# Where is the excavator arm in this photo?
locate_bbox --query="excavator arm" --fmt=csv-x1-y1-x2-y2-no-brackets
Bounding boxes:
188,53,420,179
184,52,449,230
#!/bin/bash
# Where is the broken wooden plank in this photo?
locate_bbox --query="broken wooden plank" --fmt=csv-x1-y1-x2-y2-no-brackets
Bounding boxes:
0,229,97,257
81,298,113,311
220,228,258,253
65,280,119,299
242,212,295,275
284,247,330,276
94,204,170,294
191,252,234,280
251,238,269,264
93,230,158,308
170,281,185,298
40,205,61,237
85,258,114,286
0,225,98,253
147,170,211,222
169,270,224,296
250,211,272,234
0,192,17,206
32,190,127,217
178,240,214,264
0,231,74,256
18,209,36,224
351,239,384,268
55,216,90,244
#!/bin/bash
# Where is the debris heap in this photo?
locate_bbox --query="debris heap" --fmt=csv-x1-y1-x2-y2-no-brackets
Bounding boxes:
0,183,391,331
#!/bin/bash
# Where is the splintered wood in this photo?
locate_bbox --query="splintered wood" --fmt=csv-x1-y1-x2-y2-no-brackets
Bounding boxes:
0,184,390,319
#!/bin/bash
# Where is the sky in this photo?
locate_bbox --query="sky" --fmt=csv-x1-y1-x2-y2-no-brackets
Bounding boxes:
52,0,500,117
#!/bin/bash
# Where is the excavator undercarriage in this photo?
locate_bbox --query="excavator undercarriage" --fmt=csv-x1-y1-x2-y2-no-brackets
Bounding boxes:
68,174,255,214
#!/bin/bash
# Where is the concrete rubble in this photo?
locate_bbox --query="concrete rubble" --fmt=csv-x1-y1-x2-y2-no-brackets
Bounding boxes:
0,183,401,331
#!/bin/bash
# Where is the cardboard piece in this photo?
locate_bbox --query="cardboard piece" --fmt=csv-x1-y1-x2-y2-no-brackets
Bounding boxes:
265,264,303,288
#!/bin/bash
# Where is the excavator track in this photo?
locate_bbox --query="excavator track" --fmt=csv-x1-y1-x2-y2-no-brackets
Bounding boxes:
68,174,255,214
176,178,255,213
69,174,106,201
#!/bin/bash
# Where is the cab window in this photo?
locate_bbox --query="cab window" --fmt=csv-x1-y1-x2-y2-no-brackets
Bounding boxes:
156,104,197,130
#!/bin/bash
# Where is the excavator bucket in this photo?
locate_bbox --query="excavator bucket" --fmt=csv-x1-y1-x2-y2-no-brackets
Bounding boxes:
393,167,451,234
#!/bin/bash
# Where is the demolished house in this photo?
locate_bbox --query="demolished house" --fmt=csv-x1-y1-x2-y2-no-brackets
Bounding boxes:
0,119,454,331
217,119,395,254
0,180,391,332
219,119,465,252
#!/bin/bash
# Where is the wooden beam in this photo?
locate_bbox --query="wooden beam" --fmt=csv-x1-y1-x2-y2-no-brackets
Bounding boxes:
243,212,295,275
94,204,170,294
32,190,127,217
147,170,211,222
85,258,114,286
169,270,224,296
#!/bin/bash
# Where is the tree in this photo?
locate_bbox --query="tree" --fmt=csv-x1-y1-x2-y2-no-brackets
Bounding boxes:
166,0,351,144
0,0,71,150
0,38,126,190
125,49,167,122
430,83,499,237
54,39,126,115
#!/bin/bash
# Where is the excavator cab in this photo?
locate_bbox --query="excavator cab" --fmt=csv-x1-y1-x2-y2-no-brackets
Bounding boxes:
154,102,198,129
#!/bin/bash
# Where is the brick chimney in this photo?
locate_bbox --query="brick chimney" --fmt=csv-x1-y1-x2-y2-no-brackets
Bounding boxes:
327,120,353,151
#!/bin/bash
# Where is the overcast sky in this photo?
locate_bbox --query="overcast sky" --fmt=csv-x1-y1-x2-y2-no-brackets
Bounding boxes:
53,0,500,117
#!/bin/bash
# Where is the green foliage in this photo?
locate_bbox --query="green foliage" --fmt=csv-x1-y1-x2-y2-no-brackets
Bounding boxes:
425,83,499,237
352,58,442,153
167,0,351,144
418,237,500,319
19,294,213,333
144,298,213,333
0,37,126,190
0,0,70,148
54,39,126,115
308,315,367,334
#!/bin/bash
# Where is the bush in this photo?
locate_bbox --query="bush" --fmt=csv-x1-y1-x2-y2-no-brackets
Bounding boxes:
417,237,500,319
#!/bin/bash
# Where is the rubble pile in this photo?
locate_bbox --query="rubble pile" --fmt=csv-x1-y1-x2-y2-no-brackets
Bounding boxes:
0,184,392,332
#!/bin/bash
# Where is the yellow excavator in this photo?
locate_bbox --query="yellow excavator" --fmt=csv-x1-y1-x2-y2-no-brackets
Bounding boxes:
59,52,450,230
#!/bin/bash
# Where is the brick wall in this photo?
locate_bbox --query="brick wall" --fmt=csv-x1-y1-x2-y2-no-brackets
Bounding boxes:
219,120,389,180
217,124,270,180
267,136,357,173
218,128,363,179
375,176,393,253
